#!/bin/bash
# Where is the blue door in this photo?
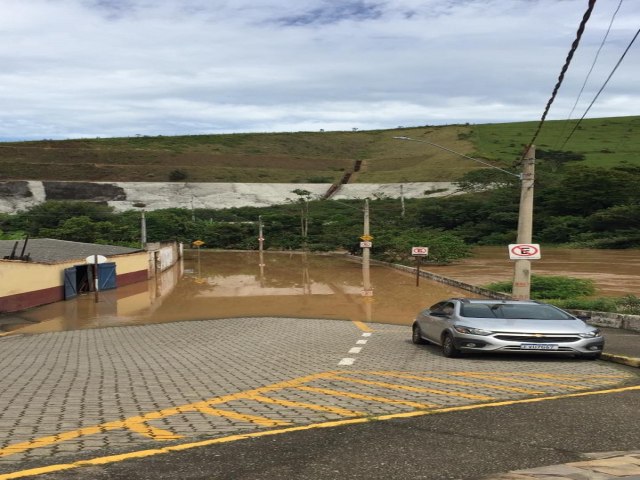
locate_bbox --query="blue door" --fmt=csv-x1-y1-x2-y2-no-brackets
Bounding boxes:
97,262,117,290
64,267,77,299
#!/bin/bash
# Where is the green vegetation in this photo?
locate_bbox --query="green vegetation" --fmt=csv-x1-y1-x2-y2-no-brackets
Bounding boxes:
1,116,638,183
551,295,640,316
485,275,596,300
0,198,472,263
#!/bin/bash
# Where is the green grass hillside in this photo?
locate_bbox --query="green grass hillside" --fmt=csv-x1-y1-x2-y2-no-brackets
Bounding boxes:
0,116,638,183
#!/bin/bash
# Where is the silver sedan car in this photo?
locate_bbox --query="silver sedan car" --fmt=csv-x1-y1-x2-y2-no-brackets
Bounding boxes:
412,298,604,359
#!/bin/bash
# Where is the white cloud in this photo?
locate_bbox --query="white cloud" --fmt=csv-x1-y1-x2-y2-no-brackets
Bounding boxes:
0,0,638,140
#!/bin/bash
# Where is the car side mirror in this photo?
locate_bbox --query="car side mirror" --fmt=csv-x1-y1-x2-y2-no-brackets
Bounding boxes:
576,314,591,321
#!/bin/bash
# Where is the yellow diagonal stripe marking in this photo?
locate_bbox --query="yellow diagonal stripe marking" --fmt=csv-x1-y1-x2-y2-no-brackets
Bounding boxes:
296,386,438,409
444,372,585,390
122,422,183,440
3,385,638,480
247,394,364,417
329,375,494,401
0,372,338,458
370,371,545,395
195,405,290,427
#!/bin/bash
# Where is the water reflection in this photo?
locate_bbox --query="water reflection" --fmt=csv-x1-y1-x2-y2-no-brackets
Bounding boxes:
1,251,476,334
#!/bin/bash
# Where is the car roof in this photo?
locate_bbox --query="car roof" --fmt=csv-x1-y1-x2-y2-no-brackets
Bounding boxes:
449,298,540,305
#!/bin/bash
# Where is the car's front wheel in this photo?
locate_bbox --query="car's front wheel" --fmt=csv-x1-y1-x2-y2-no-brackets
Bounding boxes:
442,333,461,358
412,324,427,345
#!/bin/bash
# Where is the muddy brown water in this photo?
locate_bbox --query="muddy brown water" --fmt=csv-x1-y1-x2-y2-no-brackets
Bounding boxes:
1,251,478,335
428,246,640,297
2,247,638,335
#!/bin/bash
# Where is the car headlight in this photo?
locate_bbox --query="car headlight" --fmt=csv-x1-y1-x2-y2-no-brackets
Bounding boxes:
579,329,601,338
453,325,493,336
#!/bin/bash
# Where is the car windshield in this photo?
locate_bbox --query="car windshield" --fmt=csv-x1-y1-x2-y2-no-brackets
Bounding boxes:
460,303,574,320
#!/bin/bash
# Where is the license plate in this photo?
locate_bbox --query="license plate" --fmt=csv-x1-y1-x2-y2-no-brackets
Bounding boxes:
520,344,559,350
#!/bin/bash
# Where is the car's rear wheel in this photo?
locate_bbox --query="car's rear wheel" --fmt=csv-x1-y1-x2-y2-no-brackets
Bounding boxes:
412,324,427,345
442,333,461,358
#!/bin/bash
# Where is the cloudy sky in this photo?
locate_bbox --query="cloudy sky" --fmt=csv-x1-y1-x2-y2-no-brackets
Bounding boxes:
1,0,638,140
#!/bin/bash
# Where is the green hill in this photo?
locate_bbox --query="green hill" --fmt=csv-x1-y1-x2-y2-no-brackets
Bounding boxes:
0,116,638,183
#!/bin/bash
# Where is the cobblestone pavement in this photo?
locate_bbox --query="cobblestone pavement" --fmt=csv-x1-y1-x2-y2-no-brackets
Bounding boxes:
0,317,638,478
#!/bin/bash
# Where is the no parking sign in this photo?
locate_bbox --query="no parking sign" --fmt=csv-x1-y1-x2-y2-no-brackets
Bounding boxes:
508,244,541,260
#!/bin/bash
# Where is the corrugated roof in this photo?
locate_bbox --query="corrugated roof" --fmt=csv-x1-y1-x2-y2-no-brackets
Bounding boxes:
0,238,142,264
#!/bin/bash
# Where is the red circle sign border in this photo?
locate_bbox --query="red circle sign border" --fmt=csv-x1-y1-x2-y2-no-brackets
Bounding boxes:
510,244,540,257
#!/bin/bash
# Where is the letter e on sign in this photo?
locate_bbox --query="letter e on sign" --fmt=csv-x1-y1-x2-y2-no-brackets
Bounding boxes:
508,244,541,260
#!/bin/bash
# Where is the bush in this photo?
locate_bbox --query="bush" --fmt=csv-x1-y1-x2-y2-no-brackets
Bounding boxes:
169,169,188,181
549,295,640,315
485,275,595,300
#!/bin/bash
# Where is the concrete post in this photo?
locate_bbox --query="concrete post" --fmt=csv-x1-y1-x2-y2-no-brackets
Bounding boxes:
512,145,535,300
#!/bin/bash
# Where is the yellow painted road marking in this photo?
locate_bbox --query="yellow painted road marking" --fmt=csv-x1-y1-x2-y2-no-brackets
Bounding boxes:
297,386,437,409
445,372,586,390
194,406,290,427
247,394,364,417
352,320,374,332
0,369,629,461
2,384,639,480
0,372,338,458
444,371,629,380
123,422,183,440
329,374,495,401
369,371,546,395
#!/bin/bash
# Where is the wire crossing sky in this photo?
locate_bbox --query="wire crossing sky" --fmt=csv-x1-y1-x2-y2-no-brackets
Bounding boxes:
1,0,639,141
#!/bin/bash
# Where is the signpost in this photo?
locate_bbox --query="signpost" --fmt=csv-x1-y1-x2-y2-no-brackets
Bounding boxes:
509,243,541,260
411,246,429,286
509,243,541,299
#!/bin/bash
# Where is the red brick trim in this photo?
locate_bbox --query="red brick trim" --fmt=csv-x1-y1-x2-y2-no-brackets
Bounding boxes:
0,286,63,313
117,269,148,287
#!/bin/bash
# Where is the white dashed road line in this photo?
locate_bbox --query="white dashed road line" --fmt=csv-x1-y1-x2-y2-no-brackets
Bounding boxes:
339,331,373,366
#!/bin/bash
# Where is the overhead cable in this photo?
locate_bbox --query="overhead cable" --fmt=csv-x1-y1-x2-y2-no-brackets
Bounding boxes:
522,0,597,159
555,0,624,149
560,25,640,149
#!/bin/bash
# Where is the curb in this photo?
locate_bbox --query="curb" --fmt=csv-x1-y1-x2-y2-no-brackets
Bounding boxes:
601,352,640,368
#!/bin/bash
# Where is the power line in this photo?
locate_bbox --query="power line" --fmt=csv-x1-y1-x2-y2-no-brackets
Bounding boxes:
555,0,624,149
560,25,640,149
523,0,597,158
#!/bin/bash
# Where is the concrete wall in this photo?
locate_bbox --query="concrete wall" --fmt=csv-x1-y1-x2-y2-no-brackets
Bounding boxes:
0,251,148,313
146,241,181,276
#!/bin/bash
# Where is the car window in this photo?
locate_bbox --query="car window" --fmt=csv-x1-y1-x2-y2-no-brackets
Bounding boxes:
441,302,455,315
459,304,497,318
460,303,574,320
429,301,446,312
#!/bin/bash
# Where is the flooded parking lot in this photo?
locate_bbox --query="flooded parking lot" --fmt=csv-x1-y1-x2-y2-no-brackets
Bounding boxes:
4,247,637,336
1,251,479,335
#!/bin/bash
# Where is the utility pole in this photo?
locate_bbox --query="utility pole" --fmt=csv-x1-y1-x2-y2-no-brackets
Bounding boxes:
362,198,373,303
512,145,536,300
140,211,147,248
363,199,370,265
400,184,405,218
258,215,265,264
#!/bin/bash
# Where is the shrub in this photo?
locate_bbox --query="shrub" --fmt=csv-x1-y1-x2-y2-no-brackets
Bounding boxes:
485,275,595,300
169,169,188,181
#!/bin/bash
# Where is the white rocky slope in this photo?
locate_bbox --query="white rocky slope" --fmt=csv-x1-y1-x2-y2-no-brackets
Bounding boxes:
0,181,458,213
